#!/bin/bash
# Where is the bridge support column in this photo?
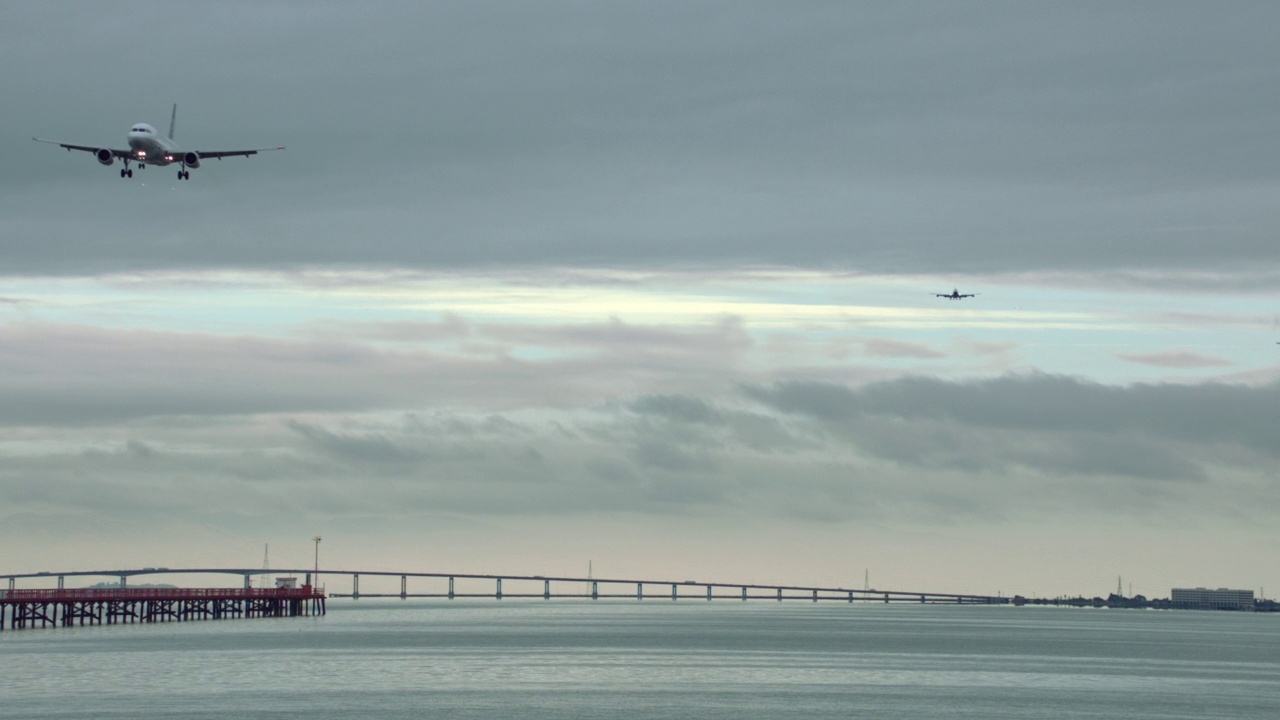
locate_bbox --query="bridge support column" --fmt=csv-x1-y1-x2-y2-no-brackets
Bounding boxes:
813,589,818,603
544,579,550,600
243,575,251,590
777,588,782,602
671,584,677,601
448,577,454,600
353,574,359,600
496,578,502,600
8,577,14,591
637,583,643,600
57,576,64,590
849,591,854,603
742,587,747,601
401,576,407,600
707,586,712,601
921,595,926,604
120,576,127,590
884,593,890,604
591,581,598,600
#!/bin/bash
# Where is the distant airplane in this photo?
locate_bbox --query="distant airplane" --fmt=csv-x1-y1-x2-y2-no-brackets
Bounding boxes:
934,289,978,300
33,104,283,180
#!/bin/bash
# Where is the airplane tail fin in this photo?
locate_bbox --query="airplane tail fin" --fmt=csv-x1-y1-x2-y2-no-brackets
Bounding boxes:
168,104,177,140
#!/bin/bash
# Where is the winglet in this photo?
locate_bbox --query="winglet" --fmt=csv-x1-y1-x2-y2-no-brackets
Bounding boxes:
169,103,177,140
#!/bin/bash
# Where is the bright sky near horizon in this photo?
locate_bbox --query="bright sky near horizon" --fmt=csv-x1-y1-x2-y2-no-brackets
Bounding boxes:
3,2,1279,599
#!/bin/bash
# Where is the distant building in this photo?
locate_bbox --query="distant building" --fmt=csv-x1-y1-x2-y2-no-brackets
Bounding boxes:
1171,587,1254,611
274,577,298,589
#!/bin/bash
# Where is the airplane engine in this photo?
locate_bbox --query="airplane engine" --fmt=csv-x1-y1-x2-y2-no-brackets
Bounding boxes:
182,151,201,169
95,148,114,166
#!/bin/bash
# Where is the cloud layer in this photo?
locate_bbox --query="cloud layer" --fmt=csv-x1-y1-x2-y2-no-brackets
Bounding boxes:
4,3,1279,595
5,2,1280,278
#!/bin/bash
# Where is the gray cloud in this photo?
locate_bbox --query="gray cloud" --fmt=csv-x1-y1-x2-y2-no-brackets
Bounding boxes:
0,317,755,426
5,373,1275,532
860,338,946,360
1115,351,1233,368
742,374,1280,479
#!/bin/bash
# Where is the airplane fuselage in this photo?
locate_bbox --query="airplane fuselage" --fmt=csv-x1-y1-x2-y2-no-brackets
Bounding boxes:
127,123,181,166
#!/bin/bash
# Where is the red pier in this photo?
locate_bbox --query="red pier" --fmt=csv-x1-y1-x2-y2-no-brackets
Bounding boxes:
0,586,325,631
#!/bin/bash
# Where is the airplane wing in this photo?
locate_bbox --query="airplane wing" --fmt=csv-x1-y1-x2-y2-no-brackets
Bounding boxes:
195,146,285,160
33,138,132,158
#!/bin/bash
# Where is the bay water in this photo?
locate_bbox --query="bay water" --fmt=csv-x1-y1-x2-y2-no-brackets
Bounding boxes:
2,601,1277,718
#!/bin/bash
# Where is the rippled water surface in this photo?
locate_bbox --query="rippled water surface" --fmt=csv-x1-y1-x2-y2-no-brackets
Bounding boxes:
3,602,1278,718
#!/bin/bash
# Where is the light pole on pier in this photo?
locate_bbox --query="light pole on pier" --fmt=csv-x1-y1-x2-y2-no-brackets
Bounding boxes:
313,535,322,590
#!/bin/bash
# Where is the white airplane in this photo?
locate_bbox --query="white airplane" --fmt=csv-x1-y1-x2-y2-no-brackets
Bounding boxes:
33,104,283,180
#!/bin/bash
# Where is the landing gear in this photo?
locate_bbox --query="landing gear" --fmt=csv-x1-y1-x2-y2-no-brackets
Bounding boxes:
120,159,133,178
178,169,190,180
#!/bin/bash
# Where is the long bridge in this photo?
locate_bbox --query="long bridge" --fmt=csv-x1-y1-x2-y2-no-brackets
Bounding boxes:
2,567,1008,632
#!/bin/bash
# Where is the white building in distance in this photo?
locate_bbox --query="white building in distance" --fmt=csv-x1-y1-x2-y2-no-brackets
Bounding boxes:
1171,587,1254,611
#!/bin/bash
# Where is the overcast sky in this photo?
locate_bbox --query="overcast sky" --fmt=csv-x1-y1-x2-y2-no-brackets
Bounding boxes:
2,1,1278,599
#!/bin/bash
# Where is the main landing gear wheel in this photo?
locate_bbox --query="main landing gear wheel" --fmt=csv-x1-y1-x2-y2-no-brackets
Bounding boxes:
178,170,190,180
120,168,133,178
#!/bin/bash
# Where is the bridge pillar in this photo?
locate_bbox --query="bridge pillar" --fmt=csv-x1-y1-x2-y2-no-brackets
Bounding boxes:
57,576,64,590
120,576,127,590
8,577,13,591
742,587,747,601
305,573,312,587
401,576,407,600
637,583,643,600
496,578,502,600
776,588,782,602
884,593,890,604
707,586,712,601
448,577,454,600
849,591,854,603
544,579,550,600
591,581,598,600
812,589,817,603
671,584,677,601
353,574,359,600
921,595,926,604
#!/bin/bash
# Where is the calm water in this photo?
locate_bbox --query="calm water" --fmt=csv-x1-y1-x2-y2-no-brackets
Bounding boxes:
2,601,1277,718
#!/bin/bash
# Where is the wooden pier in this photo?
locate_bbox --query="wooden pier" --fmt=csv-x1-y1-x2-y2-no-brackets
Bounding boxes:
0,586,325,631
